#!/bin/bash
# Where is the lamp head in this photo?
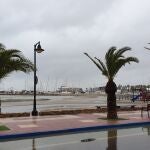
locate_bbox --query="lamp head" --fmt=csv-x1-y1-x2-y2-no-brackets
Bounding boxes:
35,43,44,53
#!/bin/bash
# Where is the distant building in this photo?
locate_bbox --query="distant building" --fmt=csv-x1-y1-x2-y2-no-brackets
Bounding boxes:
85,86,105,94
58,86,84,94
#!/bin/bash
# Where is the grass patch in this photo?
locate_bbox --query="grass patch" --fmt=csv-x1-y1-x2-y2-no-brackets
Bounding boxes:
0,125,10,131
98,117,128,121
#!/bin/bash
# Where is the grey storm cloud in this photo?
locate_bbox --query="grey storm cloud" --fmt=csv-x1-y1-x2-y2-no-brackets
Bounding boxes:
0,0,150,91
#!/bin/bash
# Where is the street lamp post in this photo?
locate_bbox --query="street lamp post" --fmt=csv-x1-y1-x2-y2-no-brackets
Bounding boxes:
32,41,44,116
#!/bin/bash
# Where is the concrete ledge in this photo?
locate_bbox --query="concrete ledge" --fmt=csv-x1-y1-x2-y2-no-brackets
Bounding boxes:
0,108,142,118
0,112,30,118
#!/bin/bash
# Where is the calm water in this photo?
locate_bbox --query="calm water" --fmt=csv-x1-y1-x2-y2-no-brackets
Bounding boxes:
0,126,150,150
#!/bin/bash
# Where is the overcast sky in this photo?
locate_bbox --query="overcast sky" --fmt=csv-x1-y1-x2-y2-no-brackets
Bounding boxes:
0,0,150,91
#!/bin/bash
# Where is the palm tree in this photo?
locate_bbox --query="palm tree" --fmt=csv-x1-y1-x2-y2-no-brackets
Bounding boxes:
0,43,34,80
84,46,139,119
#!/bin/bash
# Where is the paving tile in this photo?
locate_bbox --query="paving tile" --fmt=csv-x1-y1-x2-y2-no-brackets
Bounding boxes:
79,120,97,123
18,124,38,128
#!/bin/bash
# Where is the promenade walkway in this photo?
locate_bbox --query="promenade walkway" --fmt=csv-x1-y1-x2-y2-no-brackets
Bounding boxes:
0,111,149,139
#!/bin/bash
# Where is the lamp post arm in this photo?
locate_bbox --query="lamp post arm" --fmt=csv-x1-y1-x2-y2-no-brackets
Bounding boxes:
34,41,40,49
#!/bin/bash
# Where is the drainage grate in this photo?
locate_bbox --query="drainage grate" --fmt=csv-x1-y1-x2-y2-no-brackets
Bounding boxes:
81,138,96,143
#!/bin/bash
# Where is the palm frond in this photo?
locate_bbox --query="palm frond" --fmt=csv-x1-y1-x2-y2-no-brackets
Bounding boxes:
0,46,34,80
114,47,131,59
94,57,108,77
84,53,104,72
105,46,116,60
105,47,117,79
124,57,139,64
111,57,139,78
84,46,139,80
0,43,5,49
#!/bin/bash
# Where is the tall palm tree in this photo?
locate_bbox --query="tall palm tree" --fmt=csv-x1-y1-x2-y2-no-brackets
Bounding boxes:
84,46,139,119
0,43,34,80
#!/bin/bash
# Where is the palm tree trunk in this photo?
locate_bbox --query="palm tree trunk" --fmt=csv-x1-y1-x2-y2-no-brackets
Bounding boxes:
105,80,118,119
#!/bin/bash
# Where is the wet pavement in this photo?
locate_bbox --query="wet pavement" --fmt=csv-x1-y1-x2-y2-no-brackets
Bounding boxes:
0,110,149,138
